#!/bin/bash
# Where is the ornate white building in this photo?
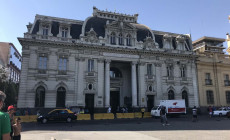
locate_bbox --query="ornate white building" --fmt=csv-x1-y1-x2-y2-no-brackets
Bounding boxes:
18,7,199,112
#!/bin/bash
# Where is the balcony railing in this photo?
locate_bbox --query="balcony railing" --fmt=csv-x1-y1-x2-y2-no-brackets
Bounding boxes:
224,80,230,86
168,76,174,80
58,70,67,75
182,77,187,81
38,69,46,74
205,79,212,85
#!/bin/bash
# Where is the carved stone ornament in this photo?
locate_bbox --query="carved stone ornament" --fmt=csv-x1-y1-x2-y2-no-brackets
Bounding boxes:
163,34,172,41
143,37,156,50
176,35,185,43
85,28,99,43
154,62,162,67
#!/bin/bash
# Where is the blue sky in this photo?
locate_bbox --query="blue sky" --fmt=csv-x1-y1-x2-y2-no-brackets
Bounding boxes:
0,0,230,53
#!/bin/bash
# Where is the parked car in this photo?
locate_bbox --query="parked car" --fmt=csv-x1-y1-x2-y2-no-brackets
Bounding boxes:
37,109,77,124
213,108,230,116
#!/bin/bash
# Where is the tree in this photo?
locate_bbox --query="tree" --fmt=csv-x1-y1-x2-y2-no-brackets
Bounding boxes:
0,65,18,111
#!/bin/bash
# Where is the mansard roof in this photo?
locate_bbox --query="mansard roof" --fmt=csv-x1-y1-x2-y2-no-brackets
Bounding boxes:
26,8,192,51
31,14,83,39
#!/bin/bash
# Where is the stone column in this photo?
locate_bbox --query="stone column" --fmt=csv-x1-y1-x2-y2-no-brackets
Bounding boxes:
131,61,137,107
105,59,111,107
138,62,146,107
155,63,162,105
76,57,85,106
97,59,104,107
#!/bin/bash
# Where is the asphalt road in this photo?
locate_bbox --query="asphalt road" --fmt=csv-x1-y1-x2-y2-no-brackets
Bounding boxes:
21,115,230,140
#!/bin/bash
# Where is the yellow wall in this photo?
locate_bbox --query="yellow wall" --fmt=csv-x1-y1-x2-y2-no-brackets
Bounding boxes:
197,53,230,107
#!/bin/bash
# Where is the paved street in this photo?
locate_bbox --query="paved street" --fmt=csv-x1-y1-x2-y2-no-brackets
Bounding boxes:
21,115,230,140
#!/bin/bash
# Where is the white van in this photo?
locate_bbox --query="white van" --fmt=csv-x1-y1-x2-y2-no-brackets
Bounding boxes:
151,100,186,117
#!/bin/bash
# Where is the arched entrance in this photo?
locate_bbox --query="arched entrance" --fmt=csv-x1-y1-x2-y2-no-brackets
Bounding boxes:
168,90,175,100
35,86,45,107
182,90,189,107
56,87,66,108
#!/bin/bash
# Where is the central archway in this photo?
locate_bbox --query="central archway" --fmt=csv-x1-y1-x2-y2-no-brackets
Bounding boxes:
56,87,66,108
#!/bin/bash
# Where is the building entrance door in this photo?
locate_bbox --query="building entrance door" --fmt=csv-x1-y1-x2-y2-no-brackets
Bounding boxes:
110,91,120,113
147,95,154,112
85,94,94,115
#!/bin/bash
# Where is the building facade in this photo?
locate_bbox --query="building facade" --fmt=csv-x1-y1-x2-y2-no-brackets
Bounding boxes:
193,37,230,110
0,42,21,83
18,7,199,112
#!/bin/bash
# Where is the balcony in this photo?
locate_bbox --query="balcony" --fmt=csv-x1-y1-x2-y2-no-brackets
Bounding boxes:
224,80,230,86
58,70,67,75
181,77,187,81
205,79,212,85
38,69,46,74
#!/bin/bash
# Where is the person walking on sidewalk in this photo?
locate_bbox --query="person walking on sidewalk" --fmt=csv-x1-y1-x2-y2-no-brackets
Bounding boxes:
160,106,169,126
192,106,198,122
0,90,11,140
141,107,145,118
13,117,21,140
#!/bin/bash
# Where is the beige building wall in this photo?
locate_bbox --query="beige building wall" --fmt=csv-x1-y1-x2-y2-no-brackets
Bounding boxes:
196,51,230,107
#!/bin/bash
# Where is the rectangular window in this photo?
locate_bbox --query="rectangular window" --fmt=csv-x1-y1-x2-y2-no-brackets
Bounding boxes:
226,91,230,104
62,28,68,38
59,58,67,71
42,27,48,36
205,73,212,85
181,67,186,77
206,90,214,104
224,74,230,86
88,59,94,72
225,74,229,80
167,65,173,77
38,56,47,70
205,73,211,79
147,64,152,76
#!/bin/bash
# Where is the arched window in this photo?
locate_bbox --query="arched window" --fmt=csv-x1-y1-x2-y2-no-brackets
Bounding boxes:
56,87,66,108
110,32,116,45
182,90,188,107
168,90,174,100
126,34,132,46
118,33,123,45
35,86,45,107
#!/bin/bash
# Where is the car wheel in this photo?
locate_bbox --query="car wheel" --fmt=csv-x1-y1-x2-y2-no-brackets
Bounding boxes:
219,113,222,117
67,117,72,123
42,118,47,124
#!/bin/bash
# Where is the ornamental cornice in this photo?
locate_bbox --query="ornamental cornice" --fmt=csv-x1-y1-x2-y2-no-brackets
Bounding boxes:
18,38,197,59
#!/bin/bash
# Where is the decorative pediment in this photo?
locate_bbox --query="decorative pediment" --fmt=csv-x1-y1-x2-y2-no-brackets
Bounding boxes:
163,34,172,41
176,35,185,42
106,21,135,30
55,81,68,91
143,37,156,49
85,28,99,43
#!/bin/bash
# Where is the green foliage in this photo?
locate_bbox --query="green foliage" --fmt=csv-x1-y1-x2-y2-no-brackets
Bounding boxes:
0,81,19,111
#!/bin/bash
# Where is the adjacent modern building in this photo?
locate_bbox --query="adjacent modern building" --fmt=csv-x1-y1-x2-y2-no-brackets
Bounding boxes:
0,42,21,83
17,7,199,112
193,37,230,111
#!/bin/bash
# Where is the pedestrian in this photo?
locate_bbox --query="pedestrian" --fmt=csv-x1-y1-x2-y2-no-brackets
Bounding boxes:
160,106,169,126
107,106,111,113
192,106,198,122
0,90,11,140
208,106,212,118
13,117,21,140
141,107,145,118
7,105,16,139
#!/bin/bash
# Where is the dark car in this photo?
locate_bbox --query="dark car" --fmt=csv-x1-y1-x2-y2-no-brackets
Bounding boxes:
37,109,77,124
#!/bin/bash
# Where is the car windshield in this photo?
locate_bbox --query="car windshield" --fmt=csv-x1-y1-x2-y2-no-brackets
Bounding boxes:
152,106,159,110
